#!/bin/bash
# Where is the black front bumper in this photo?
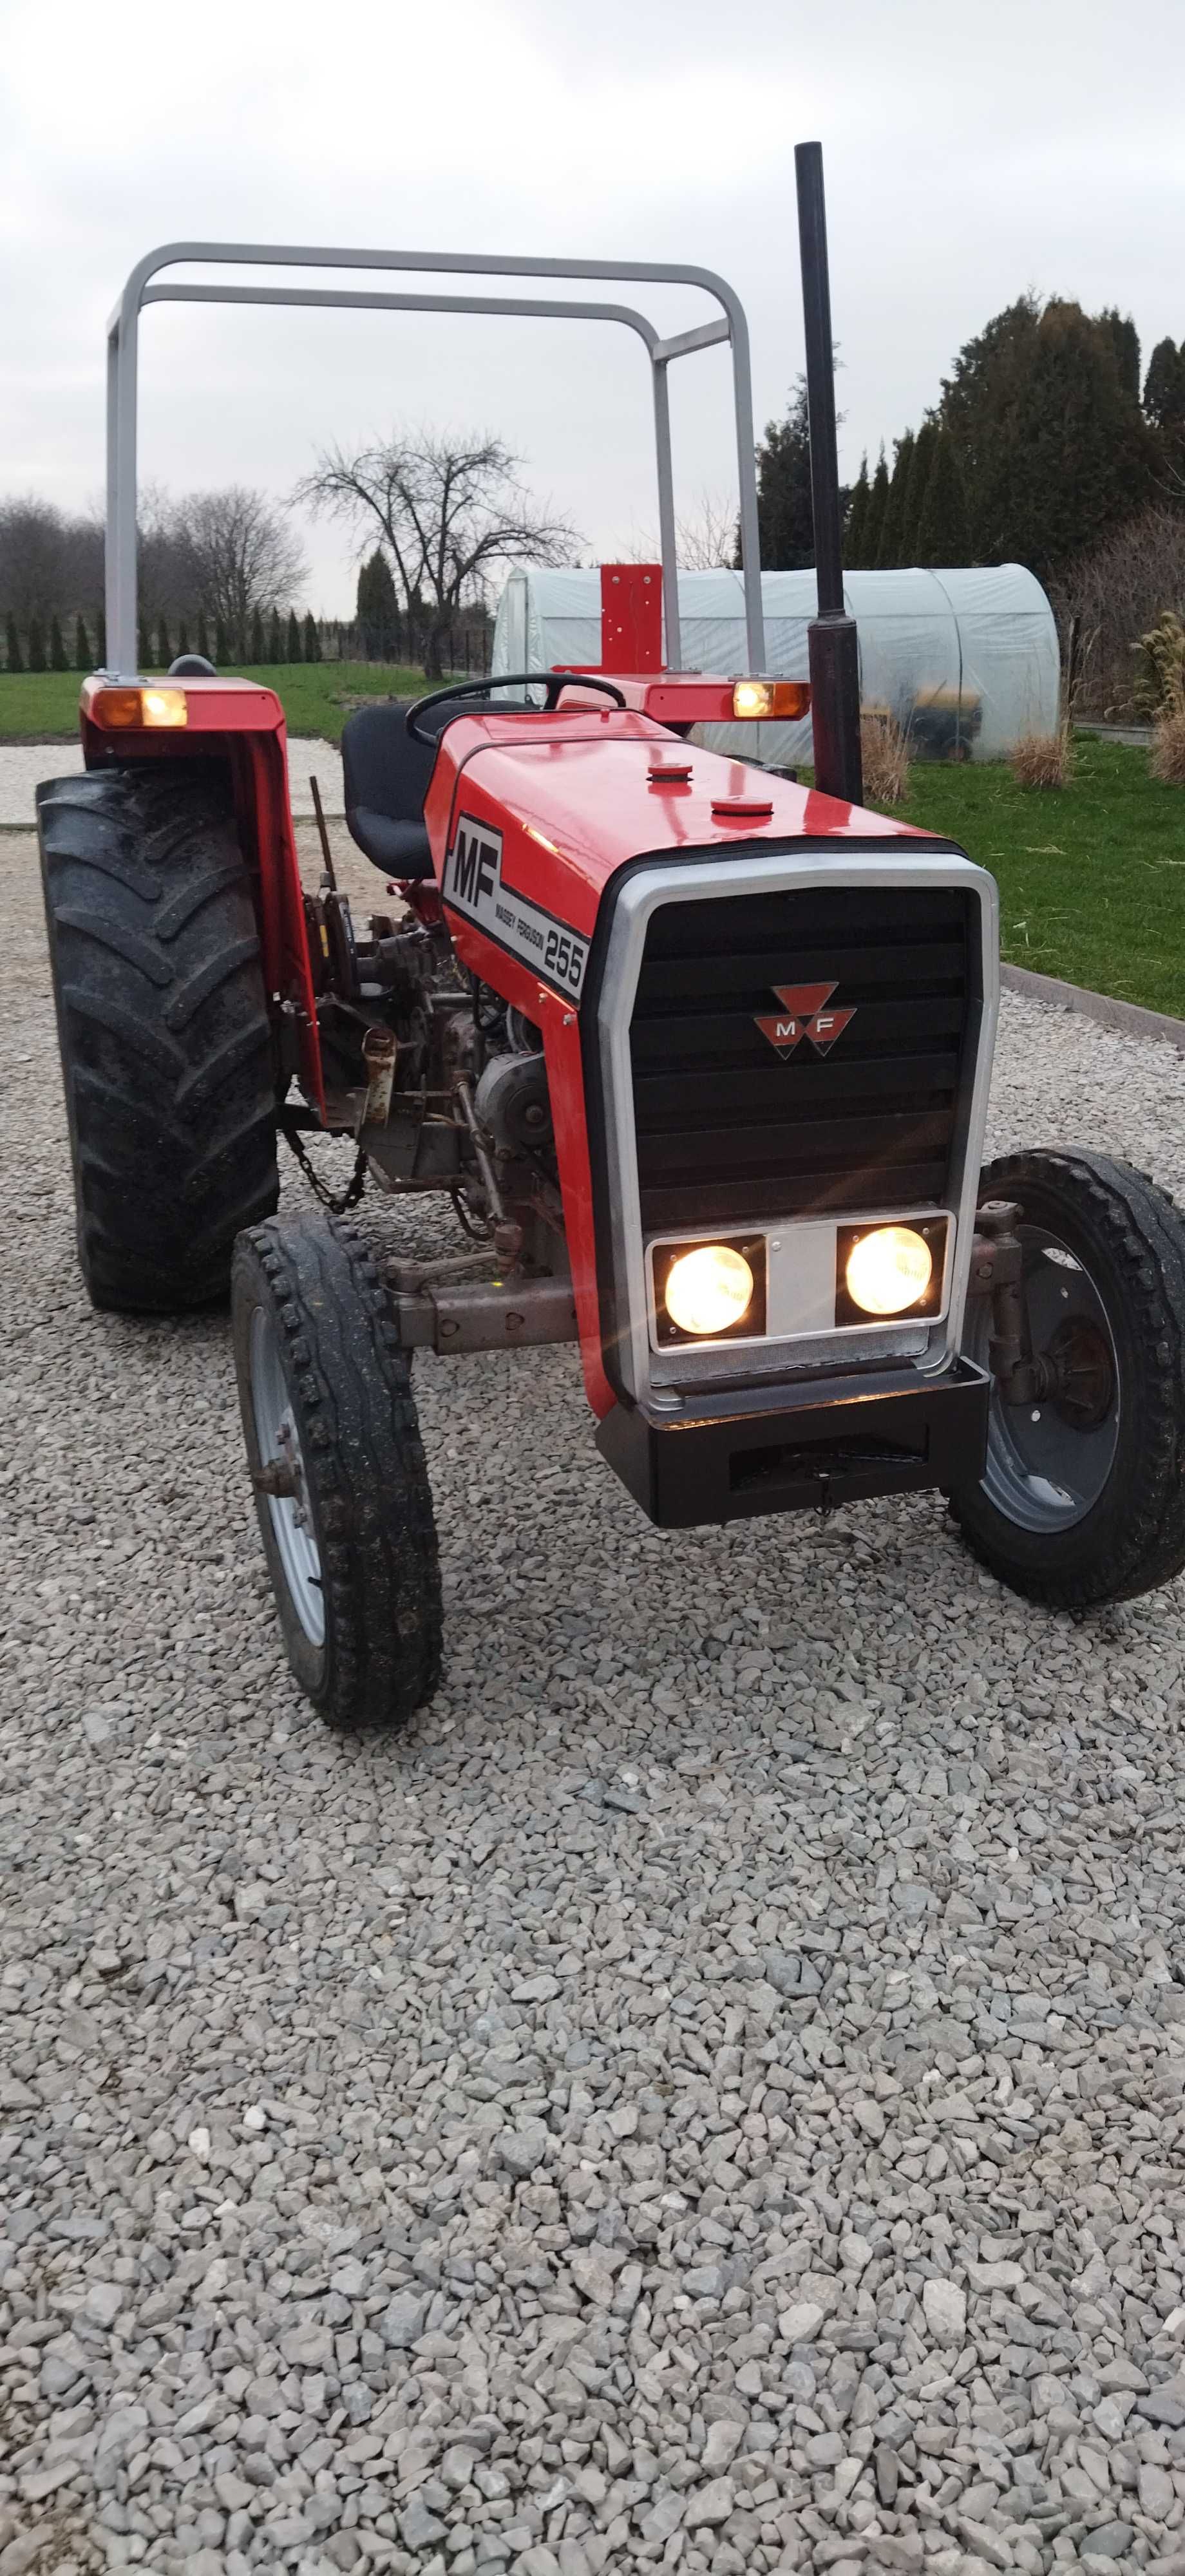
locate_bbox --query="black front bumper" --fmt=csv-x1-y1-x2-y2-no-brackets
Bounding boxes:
595,1356,990,1528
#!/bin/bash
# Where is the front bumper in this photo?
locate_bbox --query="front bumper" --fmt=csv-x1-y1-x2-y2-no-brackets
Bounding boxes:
594,1355,990,1528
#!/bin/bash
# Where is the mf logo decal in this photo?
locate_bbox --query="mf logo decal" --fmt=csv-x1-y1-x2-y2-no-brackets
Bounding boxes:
443,812,587,998
754,981,857,1058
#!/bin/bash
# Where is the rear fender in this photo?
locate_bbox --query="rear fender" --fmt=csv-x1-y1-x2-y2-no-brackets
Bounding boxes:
80,676,325,1115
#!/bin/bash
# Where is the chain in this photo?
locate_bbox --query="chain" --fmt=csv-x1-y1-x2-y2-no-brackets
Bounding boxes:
281,1120,368,1215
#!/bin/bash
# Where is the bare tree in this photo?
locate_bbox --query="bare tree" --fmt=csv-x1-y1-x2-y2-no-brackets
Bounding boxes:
296,430,580,676
0,497,103,628
175,488,307,649
616,488,738,573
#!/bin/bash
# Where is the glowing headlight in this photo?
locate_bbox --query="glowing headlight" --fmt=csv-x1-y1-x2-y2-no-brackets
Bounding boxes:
844,1224,934,1316
90,685,187,730
664,1243,754,1337
731,677,811,721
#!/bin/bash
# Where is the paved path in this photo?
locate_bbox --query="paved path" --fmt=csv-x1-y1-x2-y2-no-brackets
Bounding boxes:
0,737,345,827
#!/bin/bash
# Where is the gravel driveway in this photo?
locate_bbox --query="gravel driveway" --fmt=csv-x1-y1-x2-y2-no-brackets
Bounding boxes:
6,814,1185,2576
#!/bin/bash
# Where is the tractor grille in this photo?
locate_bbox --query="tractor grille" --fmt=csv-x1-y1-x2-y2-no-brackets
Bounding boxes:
629,883,975,1234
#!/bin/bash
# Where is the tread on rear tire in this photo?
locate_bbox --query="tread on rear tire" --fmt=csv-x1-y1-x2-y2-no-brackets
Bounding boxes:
37,759,280,1311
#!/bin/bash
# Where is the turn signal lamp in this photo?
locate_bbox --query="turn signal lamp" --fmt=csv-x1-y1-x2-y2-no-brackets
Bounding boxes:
665,1243,755,1338
844,1224,934,1316
90,685,187,729
732,678,810,720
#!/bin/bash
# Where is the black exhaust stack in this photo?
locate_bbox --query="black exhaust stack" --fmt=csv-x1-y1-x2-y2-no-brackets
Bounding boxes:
795,140,862,805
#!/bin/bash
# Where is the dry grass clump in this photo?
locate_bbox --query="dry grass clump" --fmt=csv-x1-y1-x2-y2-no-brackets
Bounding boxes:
860,710,910,804
1010,727,1074,790
1151,697,1185,785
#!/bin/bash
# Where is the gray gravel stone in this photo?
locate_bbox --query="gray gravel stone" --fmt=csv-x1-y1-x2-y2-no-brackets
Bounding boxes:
10,844,1185,2576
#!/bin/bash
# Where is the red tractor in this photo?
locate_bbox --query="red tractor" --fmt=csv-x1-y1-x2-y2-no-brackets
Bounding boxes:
37,153,1185,1731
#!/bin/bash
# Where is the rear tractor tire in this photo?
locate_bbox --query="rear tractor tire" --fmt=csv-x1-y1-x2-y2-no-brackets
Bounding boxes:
952,1148,1185,1607
232,1213,442,1731
37,759,280,1312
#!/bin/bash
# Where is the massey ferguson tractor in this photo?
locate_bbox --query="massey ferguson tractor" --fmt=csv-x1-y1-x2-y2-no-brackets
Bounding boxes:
37,151,1185,1731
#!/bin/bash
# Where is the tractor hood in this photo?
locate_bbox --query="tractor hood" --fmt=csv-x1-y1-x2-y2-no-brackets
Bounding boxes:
423,703,925,968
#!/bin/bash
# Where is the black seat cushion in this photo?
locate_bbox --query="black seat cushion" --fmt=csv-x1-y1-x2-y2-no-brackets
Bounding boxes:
341,701,437,876
341,693,536,877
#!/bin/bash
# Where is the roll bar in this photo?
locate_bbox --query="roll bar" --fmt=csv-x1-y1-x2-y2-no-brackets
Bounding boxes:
104,245,767,679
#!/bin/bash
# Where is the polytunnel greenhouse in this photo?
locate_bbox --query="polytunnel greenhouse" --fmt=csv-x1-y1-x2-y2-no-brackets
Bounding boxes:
492,564,1061,765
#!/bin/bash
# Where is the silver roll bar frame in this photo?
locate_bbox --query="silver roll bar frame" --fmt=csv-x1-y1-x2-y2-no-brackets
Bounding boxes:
105,244,767,680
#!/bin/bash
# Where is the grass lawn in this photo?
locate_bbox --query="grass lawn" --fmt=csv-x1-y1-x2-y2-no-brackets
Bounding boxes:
865,734,1185,1021
0,661,429,744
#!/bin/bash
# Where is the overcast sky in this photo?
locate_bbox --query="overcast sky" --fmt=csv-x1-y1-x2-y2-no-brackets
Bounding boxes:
3,0,1184,615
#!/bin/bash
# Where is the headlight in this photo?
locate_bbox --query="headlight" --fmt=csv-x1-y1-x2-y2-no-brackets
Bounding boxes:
664,1243,755,1337
731,678,811,720
844,1224,934,1316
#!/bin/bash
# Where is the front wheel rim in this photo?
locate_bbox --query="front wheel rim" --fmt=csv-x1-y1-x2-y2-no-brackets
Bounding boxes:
964,1221,1121,1534
249,1303,325,1645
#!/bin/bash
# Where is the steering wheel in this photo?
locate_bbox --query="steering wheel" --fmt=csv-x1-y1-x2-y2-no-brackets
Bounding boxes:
405,669,627,744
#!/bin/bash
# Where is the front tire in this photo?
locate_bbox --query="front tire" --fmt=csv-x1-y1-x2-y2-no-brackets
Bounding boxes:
37,759,280,1312
951,1149,1185,1607
232,1213,442,1730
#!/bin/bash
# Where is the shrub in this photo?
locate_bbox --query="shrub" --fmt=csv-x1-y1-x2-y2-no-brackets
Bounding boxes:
860,710,910,804
6,614,23,673
74,616,91,672
1150,661,1185,782
1133,610,1185,719
1010,728,1074,789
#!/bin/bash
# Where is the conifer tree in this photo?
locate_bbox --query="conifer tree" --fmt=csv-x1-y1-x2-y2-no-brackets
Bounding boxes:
860,450,890,568
137,618,151,668
177,620,190,657
287,609,301,663
303,611,320,663
898,419,939,565
214,615,230,663
97,610,106,666
843,457,870,567
197,612,211,661
156,618,171,667
49,614,69,671
28,615,46,672
268,607,283,663
916,430,972,565
74,616,91,672
6,614,23,673
877,432,915,568
251,607,265,663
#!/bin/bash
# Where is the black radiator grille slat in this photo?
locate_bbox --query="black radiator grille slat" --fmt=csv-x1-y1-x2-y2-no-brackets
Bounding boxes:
629,886,974,1233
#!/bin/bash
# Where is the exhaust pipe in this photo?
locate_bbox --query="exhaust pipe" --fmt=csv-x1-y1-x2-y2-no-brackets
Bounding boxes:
795,140,863,806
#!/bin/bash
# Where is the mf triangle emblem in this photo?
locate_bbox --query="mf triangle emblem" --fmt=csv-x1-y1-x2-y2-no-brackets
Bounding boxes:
754,980,857,1058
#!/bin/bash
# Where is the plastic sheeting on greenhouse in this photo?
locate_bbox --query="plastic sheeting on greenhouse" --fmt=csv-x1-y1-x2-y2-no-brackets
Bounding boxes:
491,564,1060,764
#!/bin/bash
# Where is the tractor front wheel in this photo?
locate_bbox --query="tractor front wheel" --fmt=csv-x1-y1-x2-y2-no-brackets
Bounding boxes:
232,1213,442,1730
952,1149,1185,1607
37,759,280,1311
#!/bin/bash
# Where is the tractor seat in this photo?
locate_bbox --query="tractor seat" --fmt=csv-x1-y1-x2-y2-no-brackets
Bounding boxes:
340,700,446,878
341,693,536,877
